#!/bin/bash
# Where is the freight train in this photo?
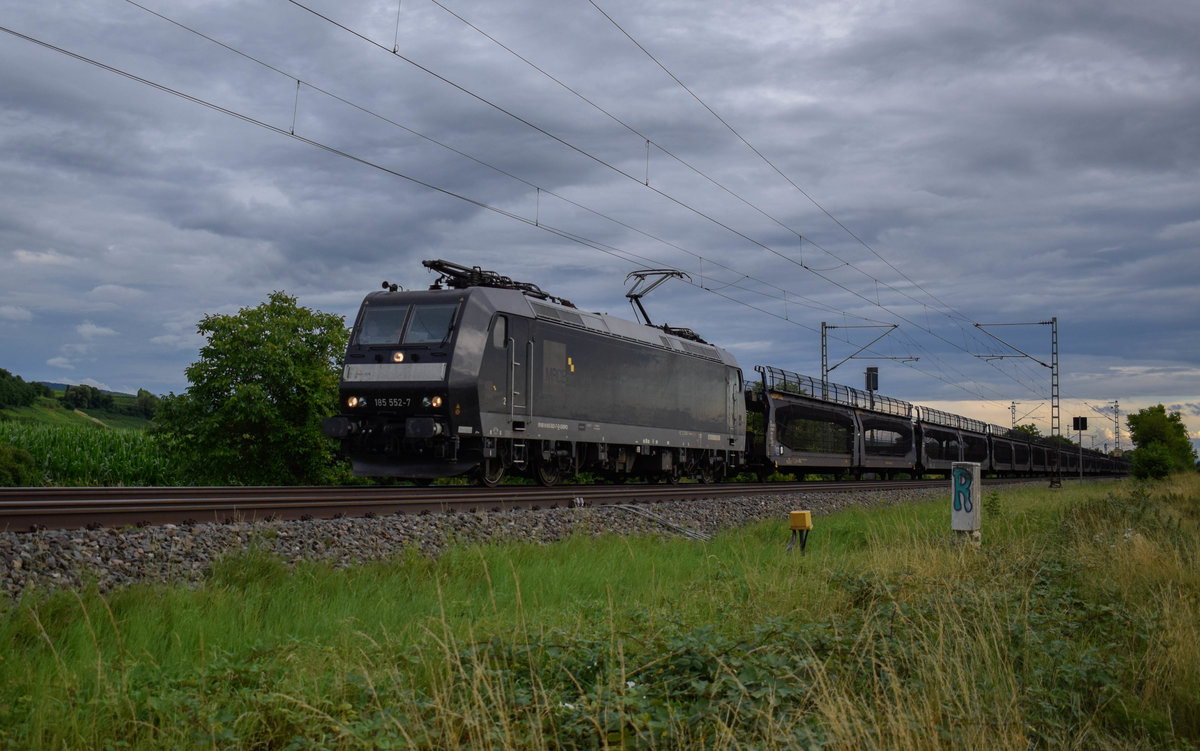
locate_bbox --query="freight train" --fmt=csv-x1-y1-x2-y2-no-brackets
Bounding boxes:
322,260,1126,484
747,365,1126,480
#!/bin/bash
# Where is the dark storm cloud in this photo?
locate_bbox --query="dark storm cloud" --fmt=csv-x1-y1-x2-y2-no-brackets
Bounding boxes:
1170,403,1200,418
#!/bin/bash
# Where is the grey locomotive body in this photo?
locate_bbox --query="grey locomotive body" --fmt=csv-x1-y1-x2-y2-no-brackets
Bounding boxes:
323,261,746,485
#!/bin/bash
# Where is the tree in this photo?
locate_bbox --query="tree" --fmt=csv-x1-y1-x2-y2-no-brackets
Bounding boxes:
0,369,41,409
1126,404,1197,479
155,291,348,485
1045,433,1078,448
61,384,113,411
1011,424,1042,439
135,389,160,419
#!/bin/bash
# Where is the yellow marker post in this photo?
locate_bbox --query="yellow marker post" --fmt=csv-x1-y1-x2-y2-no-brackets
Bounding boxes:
787,510,813,553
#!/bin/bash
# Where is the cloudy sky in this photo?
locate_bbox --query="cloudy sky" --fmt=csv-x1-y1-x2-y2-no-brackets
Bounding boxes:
2,0,1198,451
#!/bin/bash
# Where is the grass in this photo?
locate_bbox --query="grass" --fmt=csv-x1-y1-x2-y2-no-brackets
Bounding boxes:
1,476,1198,748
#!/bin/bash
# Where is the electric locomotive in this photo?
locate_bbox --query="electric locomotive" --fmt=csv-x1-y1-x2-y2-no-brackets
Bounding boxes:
323,260,746,485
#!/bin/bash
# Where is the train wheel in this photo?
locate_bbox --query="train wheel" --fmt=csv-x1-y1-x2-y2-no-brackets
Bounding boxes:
535,461,560,487
699,464,716,484
478,459,506,488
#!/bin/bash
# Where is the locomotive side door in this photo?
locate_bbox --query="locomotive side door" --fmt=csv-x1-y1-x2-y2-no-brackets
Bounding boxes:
506,316,532,431
728,368,745,441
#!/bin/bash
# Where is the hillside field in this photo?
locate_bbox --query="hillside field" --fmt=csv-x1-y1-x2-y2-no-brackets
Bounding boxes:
0,393,152,432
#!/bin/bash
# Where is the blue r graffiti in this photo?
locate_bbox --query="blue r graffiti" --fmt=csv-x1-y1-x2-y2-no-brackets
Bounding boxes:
953,468,973,513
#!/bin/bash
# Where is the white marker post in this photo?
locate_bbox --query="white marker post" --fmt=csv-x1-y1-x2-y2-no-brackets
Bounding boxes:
951,462,981,545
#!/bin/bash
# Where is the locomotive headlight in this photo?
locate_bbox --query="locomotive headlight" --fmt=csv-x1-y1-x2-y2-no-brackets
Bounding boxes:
347,396,361,408
392,351,405,363
431,395,444,408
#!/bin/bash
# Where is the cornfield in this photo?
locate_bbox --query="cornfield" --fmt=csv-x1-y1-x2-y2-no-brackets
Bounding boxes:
0,422,179,486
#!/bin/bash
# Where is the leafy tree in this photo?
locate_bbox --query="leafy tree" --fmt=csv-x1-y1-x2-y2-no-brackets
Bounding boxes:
1011,423,1042,439
155,291,348,485
0,368,41,409
61,384,113,411
1129,442,1176,481
1045,433,1077,448
135,389,160,419
1126,404,1197,479
1011,423,1077,445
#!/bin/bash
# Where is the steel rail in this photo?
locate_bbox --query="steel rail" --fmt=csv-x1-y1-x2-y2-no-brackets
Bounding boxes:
0,479,1033,532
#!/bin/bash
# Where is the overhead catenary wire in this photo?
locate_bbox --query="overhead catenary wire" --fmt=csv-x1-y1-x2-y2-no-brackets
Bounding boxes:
0,20,867,334
0,14,1024,409
3,7,1074,415
579,1,1062,395
286,0,912,327
584,0,971,325
431,0,987,333
389,1,1056,406
117,0,871,325
418,0,1057,406
271,0,925,329
290,0,1035,377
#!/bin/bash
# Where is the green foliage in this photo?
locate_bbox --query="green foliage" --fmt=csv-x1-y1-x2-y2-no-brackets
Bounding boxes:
1127,404,1197,478
1012,423,1042,438
134,388,160,419
0,422,178,485
0,440,37,486
1045,433,1078,448
1131,442,1178,480
983,489,1002,519
154,291,348,485
745,405,764,435
59,384,113,411
0,368,44,409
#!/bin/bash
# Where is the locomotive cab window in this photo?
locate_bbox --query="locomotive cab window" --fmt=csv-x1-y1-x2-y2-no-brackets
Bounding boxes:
355,302,461,346
356,306,408,345
404,303,459,344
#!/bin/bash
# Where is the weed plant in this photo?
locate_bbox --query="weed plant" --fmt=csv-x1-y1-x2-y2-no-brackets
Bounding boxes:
2,476,1198,748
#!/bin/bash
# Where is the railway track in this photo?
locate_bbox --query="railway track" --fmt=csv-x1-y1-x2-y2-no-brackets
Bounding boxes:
0,480,978,532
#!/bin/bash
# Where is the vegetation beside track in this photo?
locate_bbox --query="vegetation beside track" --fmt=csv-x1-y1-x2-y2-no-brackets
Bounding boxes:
0,421,179,487
2,476,1198,749
1,390,175,486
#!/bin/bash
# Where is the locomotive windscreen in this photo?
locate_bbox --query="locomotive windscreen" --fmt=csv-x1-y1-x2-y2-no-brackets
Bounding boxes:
356,303,459,346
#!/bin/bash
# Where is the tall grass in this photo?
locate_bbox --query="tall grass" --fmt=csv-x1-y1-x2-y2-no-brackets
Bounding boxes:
2,477,1198,748
0,422,178,486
